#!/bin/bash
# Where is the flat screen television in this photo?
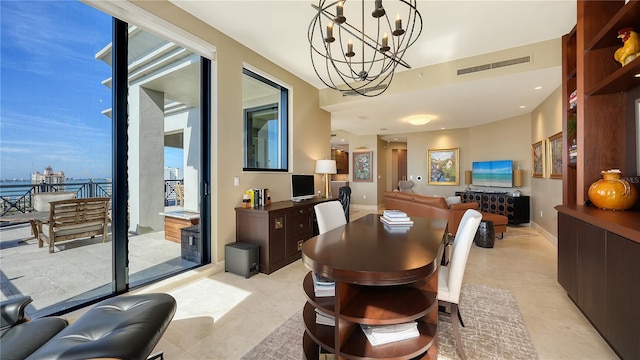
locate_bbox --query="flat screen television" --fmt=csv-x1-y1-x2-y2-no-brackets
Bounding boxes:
472,160,513,188
291,174,315,201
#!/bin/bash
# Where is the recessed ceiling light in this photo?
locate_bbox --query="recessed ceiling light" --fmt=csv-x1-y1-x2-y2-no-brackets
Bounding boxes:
519,105,526,109
405,114,435,126
635,73,640,78
440,127,445,130
534,86,542,90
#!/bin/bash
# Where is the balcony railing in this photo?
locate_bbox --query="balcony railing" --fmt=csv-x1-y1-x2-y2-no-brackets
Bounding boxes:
1,179,184,216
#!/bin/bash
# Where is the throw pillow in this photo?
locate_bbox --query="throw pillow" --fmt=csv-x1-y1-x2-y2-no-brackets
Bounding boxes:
445,196,461,208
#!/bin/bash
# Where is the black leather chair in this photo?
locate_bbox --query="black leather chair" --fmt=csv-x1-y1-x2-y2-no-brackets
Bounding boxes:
0,293,176,360
339,186,351,222
0,296,68,360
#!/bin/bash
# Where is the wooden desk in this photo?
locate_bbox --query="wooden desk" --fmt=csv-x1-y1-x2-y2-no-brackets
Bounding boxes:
235,198,333,274
301,214,446,359
0,211,50,240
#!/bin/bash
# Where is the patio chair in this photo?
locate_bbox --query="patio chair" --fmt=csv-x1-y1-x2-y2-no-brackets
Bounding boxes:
175,184,184,206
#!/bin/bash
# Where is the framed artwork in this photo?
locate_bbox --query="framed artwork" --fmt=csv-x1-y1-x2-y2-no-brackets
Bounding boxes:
531,140,545,178
428,148,459,185
352,151,373,182
548,132,563,179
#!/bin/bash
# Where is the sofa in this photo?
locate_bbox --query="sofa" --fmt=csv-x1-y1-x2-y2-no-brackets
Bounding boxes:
384,191,508,237
0,293,176,360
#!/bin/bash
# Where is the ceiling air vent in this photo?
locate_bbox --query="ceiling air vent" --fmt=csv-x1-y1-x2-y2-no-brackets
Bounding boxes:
342,84,388,96
457,56,531,75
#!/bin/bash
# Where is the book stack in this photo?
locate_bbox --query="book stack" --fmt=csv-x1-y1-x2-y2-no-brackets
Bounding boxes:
380,210,413,232
315,308,335,326
360,322,420,346
312,272,335,297
569,89,577,109
245,188,271,207
569,139,577,163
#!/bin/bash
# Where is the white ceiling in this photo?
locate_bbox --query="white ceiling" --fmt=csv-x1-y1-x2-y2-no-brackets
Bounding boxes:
170,0,577,143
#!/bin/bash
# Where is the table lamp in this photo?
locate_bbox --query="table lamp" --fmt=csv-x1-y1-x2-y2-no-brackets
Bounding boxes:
464,170,473,192
513,169,525,197
315,159,337,198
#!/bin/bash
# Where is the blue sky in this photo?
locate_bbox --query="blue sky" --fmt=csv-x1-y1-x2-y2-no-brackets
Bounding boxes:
0,1,183,180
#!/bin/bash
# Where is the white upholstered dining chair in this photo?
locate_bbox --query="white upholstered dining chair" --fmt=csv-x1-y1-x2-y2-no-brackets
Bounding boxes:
438,209,482,360
314,201,347,235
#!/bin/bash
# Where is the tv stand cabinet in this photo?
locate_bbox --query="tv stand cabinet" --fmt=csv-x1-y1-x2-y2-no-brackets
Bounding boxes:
235,198,332,274
456,191,530,224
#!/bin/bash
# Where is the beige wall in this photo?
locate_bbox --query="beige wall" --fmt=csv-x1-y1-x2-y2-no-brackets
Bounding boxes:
133,1,331,262
348,135,379,208
378,87,562,239
406,128,471,197
530,86,563,241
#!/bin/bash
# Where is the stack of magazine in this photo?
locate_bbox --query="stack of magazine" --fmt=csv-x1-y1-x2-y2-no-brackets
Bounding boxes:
315,308,335,326
312,272,335,297
360,321,420,346
380,210,413,232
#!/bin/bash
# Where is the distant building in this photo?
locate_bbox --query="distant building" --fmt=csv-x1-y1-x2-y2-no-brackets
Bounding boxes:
164,167,182,180
31,166,65,185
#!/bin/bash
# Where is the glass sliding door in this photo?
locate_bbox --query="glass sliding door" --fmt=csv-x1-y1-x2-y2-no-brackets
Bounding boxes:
121,27,204,285
0,1,113,316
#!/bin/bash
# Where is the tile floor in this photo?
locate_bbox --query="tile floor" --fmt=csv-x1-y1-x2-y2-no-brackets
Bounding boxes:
148,211,620,360
0,222,197,317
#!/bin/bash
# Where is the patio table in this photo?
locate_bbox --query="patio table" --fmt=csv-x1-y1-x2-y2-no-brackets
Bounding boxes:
0,211,50,240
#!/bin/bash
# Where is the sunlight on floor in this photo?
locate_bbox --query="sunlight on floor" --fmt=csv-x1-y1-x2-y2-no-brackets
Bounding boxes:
169,277,251,322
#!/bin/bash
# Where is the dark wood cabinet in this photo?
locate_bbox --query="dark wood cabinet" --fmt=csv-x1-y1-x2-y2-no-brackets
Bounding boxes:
556,205,640,360
576,222,607,331
456,191,530,224
557,212,578,302
606,233,640,360
235,198,330,274
558,4,640,356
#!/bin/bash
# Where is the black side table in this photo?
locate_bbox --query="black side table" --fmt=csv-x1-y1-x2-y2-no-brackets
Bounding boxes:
474,220,495,248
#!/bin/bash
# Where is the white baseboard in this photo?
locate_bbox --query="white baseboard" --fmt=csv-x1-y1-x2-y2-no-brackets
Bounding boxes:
531,221,557,247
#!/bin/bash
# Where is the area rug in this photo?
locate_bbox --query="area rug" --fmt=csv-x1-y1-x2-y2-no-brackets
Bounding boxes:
240,283,538,360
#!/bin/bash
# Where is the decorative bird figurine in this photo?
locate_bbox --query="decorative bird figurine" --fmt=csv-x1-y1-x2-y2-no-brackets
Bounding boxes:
614,27,640,66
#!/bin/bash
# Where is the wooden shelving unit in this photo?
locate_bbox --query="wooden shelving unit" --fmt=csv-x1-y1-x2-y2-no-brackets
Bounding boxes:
558,2,640,359
563,0,639,206
300,215,444,360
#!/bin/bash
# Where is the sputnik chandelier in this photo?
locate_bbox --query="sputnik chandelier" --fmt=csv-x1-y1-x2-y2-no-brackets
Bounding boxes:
309,0,422,97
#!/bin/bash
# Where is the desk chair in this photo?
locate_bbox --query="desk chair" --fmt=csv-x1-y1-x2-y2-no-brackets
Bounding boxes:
438,209,482,360
338,186,351,222
314,201,347,235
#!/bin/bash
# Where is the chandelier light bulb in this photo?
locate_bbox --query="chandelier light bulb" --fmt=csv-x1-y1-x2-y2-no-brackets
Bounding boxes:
325,23,335,43
335,1,346,23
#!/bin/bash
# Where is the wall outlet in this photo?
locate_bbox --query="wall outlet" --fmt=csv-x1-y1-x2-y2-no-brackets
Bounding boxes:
540,210,543,218
234,177,240,186
363,194,367,199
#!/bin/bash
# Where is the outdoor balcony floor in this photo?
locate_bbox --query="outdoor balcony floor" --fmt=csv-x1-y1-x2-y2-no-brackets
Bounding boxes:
0,222,197,318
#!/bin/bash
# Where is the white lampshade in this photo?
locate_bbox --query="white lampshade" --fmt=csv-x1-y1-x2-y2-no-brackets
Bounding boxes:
315,159,337,174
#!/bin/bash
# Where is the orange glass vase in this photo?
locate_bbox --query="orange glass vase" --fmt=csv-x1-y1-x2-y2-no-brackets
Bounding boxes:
587,170,638,210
